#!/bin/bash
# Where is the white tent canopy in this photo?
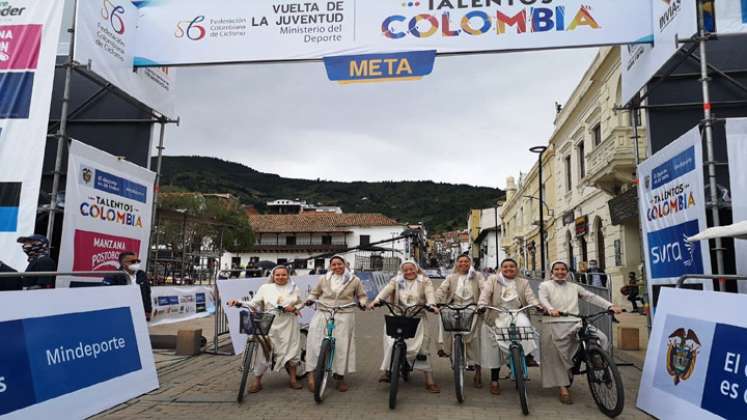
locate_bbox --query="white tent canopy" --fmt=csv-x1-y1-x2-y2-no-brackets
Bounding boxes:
687,221,747,241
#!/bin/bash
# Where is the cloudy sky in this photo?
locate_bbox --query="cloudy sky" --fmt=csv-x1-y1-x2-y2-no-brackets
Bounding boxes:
162,48,598,189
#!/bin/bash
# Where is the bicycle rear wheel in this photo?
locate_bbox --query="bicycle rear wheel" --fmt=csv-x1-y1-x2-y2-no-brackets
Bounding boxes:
389,343,403,409
510,345,529,415
314,339,333,403
237,340,256,403
453,334,465,404
586,346,624,418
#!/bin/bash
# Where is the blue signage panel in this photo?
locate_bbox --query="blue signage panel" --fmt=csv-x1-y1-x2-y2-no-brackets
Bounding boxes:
94,169,148,203
0,307,141,416
702,323,747,418
647,219,704,279
0,72,34,119
324,50,436,83
651,146,696,189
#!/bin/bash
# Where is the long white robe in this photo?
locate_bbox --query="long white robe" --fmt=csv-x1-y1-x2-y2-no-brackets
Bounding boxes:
379,278,432,372
244,282,303,376
438,273,481,366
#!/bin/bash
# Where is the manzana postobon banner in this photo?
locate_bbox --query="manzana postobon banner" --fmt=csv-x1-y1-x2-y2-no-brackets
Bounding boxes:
131,0,654,67
56,141,156,288
0,1,64,270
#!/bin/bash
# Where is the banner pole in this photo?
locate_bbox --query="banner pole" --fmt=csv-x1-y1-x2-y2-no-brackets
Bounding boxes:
148,120,167,278
47,0,78,239
697,0,726,290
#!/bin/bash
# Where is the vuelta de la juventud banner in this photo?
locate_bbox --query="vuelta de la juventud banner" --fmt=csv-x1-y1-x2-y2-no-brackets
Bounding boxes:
0,1,64,270
131,0,654,66
56,140,156,287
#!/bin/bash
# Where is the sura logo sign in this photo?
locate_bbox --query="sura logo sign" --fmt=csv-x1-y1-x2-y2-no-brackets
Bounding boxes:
647,219,703,279
175,16,206,40
658,0,681,32
101,0,126,35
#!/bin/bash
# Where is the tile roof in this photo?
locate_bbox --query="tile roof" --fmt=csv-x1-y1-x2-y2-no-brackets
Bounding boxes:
247,213,401,233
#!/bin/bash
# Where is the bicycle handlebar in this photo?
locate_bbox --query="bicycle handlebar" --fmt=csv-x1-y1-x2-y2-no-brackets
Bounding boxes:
229,302,286,313
374,300,434,317
306,300,361,311
436,303,477,311
558,308,625,320
480,304,539,315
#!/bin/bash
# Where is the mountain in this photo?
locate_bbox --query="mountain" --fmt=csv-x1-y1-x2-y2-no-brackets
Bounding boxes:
155,156,504,233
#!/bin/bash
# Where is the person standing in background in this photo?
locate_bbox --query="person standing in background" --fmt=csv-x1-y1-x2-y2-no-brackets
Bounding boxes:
104,252,152,321
0,235,56,290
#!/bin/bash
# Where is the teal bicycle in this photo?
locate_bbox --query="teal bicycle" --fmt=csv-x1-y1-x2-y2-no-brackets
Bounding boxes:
306,300,361,403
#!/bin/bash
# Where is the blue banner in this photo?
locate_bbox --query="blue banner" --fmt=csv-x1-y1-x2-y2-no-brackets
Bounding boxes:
324,50,436,83
0,307,141,416
702,323,747,418
0,72,34,119
651,146,696,189
94,169,148,203
647,219,704,279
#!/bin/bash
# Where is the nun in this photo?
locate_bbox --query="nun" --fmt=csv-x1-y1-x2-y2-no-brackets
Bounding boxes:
226,265,304,392
538,260,621,404
305,255,368,393
478,258,540,395
368,260,440,393
435,254,485,388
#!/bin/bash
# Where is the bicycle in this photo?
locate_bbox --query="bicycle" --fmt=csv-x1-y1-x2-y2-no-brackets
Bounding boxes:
481,304,538,416
436,302,477,403
306,300,361,404
373,300,433,409
560,309,625,418
231,302,281,403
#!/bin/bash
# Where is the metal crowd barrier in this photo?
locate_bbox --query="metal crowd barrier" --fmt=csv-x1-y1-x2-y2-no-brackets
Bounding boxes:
0,270,121,278
676,274,747,290
527,277,615,357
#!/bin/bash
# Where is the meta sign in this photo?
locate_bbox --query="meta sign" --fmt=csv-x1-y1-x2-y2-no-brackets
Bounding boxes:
0,286,158,419
323,50,436,83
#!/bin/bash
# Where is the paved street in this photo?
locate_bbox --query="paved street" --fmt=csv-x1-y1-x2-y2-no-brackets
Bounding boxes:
96,308,652,420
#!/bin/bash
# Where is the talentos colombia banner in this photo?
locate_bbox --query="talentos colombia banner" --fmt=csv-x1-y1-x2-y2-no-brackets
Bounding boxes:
57,141,156,287
132,0,654,66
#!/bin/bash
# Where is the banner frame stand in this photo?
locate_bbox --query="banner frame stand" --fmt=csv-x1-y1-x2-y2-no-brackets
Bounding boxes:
620,0,747,296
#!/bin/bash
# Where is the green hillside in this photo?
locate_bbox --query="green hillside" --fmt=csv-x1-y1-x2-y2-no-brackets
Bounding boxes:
155,156,503,233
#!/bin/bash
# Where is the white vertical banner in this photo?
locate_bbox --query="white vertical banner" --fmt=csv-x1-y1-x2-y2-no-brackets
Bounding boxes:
73,0,176,117
715,0,747,33
638,125,712,309
57,140,156,287
725,118,747,294
0,1,64,271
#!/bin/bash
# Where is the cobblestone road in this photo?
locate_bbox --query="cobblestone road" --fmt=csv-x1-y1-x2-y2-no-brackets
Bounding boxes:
96,309,652,420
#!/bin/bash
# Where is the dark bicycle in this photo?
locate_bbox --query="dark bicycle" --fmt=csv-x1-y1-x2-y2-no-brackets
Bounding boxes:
231,303,280,403
481,304,538,416
373,300,434,409
561,309,625,418
436,303,477,403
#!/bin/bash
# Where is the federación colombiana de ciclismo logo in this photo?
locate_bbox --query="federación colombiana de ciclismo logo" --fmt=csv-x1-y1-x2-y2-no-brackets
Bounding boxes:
101,0,126,35
382,1,600,40
665,328,701,385
175,16,206,41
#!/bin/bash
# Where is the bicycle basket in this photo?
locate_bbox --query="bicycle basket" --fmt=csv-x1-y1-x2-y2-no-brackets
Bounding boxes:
490,326,535,343
440,307,475,332
240,311,275,336
385,315,421,339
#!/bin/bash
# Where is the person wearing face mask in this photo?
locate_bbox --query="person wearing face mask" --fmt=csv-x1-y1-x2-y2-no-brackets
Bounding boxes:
103,252,152,321
368,260,440,393
538,260,621,405
304,255,368,393
227,265,305,392
435,254,485,388
0,235,57,291
478,258,540,395
586,260,607,288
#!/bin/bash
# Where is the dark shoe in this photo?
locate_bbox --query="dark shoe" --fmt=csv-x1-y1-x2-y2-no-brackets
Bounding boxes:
437,349,449,358
425,383,441,393
525,355,539,367
490,382,501,395
378,372,391,383
560,393,573,405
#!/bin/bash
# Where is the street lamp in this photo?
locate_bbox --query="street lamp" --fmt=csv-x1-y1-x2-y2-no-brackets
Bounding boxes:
529,145,548,278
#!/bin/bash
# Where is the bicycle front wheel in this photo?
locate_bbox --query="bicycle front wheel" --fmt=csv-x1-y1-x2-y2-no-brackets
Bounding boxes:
453,334,465,404
314,339,333,403
586,346,624,418
510,345,529,415
237,340,256,403
389,343,403,409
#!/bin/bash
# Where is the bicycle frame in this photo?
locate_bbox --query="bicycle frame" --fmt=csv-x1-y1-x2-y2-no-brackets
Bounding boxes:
311,301,359,372
482,305,536,380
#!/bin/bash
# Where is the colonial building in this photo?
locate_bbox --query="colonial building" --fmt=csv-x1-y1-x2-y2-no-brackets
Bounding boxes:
467,207,505,270
500,143,557,276
549,46,648,304
221,212,406,273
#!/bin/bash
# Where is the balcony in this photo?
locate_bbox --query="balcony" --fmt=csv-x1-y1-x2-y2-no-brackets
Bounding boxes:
585,127,639,194
251,244,348,253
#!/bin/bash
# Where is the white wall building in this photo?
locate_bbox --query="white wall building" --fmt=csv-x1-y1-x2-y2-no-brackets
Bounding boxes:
468,207,506,270
221,213,406,273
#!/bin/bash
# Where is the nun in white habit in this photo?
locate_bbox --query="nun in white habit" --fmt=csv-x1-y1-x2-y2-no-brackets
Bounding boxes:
226,265,304,393
435,254,486,388
538,260,621,405
369,260,440,393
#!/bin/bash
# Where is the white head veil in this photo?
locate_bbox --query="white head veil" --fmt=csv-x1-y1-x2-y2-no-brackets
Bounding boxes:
453,254,477,280
326,255,353,284
548,260,571,282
